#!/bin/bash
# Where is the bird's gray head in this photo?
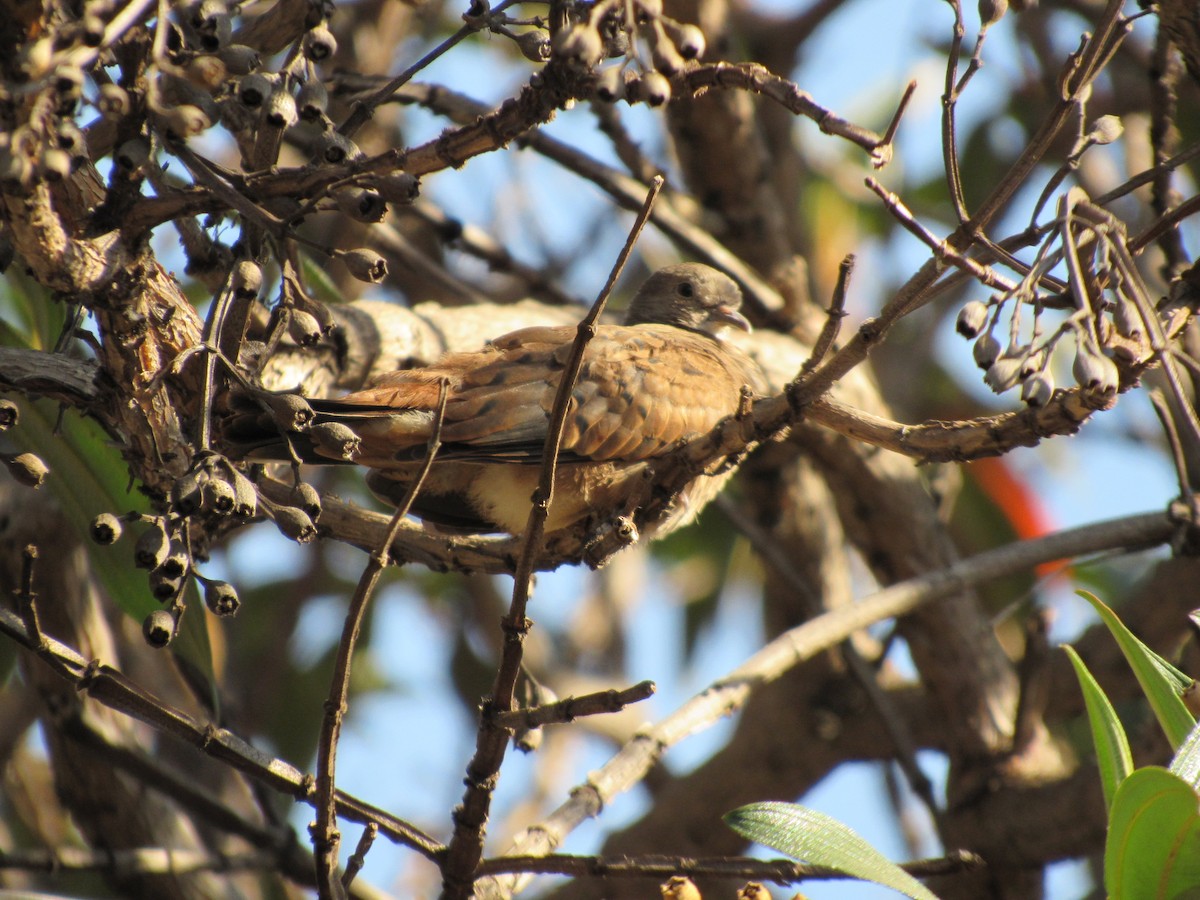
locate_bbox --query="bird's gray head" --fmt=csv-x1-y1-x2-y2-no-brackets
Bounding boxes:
623,263,752,338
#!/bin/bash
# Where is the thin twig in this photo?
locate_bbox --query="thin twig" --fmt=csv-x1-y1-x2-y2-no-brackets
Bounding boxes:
312,382,449,897
797,254,854,380
490,681,656,731
438,176,664,900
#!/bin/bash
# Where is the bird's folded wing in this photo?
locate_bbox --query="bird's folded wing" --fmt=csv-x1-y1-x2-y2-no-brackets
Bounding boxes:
315,323,764,468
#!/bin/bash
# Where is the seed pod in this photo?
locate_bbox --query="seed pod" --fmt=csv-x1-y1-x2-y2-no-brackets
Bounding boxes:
39,148,73,181
303,23,337,61
664,21,705,60
149,568,184,601
375,172,419,204
311,421,360,459
53,65,84,109
82,13,106,46
1019,348,1047,381
55,120,86,160
203,579,240,616
643,71,673,106
334,188,386,223
90,512,124,545
160,104,212,139
4,452,48,487
1021,371,1054,407
238,73,272,109
171,469,209,515
186,54,227,90
263,89,298,129
98,83,131,119
1089,114,1122,145
142,609,177,647
134,524,170,569
313,131,360,166
650,24,685,75
553,25,603,67
158,542,190,579
272,505,317,543
973,332,1001,370
217,44,261,74
983,357,1022,394
341,248,388,283
263,392,315,431
296,79,328,120
231,259,263,299
230,469,258,518
979,0,1007,28
1072,345,1119,393
291,482,322,519
288,308,324,346
0,399,18,428
956,300,989,338
515,30,551,62
202,475,236,514
116,138,150,172
1113,298,1144,340
595,66,625,102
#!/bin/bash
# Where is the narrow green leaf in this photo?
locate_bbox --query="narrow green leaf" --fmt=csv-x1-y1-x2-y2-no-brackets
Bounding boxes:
725,801,939,900
1077,591,1195,749
1063,644,1132,809
1106,767,1200,899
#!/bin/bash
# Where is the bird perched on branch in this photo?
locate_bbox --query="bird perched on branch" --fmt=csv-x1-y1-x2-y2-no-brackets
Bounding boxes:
226,263,768,539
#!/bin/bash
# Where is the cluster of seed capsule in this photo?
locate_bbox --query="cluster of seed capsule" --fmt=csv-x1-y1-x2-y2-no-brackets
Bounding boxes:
955,275,1123,409
89,446,323,647
3,0,413,283
551,0,707,106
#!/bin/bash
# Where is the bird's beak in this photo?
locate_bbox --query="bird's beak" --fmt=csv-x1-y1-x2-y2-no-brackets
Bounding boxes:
706,305,752,334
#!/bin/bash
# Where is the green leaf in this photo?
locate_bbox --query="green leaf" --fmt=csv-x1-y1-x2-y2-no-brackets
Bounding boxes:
1077,591,1195,749
725,801,939,900
1170,719,1200,792
1063,644,1132,809
1106,767,1200,899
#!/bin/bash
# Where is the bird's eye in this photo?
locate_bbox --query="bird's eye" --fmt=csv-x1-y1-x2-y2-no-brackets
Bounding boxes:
676,281,694,298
